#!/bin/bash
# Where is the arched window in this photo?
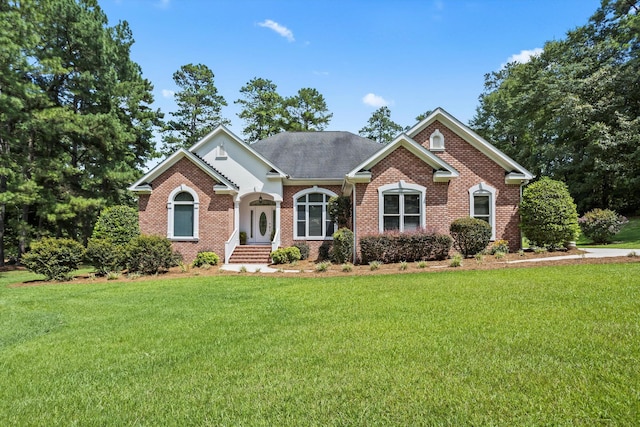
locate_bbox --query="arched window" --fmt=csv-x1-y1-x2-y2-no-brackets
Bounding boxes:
378,181,426,232
469,183,496,240
293,187,337,240
167,185,199,240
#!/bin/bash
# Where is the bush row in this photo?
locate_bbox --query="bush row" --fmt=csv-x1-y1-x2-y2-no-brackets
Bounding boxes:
360,230,452,264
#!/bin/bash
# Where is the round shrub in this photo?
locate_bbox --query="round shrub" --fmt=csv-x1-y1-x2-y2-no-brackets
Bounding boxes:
270,246,301,264
520,177,580,248
22,237,86,281
331,227,354,264
192,251,220,267
579,208,628,244
92,205,140,246
126,235,180,275
86,238,126,275
449,217,492,257
285,246,301,263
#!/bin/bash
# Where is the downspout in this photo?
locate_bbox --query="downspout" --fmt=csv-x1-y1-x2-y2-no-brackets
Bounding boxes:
519,181,526,250
352,182,357,264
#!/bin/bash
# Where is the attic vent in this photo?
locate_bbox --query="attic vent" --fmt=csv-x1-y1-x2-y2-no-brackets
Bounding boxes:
216,142,227,159
430,129,444,151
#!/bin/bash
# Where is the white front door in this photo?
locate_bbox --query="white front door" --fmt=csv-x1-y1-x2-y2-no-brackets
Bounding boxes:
252,207,273,244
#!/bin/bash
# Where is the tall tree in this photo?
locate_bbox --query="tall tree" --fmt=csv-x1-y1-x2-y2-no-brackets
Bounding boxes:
235,77,284,143
162,63,229,152
359,106,403,143
282,88,332,131
471,0,640,214
0,0,159,262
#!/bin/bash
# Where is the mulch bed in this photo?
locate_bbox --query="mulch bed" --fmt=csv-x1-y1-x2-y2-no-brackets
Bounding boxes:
7,248,640,287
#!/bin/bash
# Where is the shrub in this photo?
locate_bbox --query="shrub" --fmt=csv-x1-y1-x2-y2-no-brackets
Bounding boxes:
285,246,302,263
327,196,352,228
86,238,126,275
332,227,353,264
449,217,492,257
192,251,220,267
22,237,86,281
360,230,452,264
270,248,288,264
488,239,510,255
126,235,180,275
369,261,382,271
292,242,310,260
92,205,140,246
520,177,580,248
579,208,628,244
270,246,301,264
318,241,332,261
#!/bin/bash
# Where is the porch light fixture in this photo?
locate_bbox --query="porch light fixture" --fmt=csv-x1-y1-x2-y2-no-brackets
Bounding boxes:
258,196,263,204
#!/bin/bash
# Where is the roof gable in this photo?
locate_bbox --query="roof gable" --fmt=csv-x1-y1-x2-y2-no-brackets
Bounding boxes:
128,149,237,193
189,125,287,178
346,133,459,183
406,107,534,181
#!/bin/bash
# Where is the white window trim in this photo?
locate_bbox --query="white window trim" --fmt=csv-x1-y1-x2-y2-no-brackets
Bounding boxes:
167,184,200,240
293,187,337,240
469,182,496,240
430,129,445,151
378,181,426,233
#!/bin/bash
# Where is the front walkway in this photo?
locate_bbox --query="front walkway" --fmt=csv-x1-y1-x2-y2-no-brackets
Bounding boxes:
220,248,640,273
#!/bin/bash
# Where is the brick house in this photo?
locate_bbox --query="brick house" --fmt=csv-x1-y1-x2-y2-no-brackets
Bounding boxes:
129,108,533,263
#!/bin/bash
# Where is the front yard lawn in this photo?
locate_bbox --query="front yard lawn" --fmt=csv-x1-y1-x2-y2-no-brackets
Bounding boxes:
1,264,639,425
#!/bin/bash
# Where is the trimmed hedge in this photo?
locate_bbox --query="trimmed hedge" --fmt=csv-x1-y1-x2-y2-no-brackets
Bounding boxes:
360,230,452,264
520,177,580,248
450,217,492,257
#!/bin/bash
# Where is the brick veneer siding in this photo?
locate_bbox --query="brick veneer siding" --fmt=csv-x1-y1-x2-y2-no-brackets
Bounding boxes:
137,157,234,263
353,122,523,256
280,184,343,261
413,121,522,249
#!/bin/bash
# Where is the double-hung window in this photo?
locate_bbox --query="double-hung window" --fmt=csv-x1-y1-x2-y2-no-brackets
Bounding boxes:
378,181,425,233
294,188,337,239
469,183,496,240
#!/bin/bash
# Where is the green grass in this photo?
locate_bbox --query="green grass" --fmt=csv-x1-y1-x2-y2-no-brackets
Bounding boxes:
1,264,639,425
578,216,640,248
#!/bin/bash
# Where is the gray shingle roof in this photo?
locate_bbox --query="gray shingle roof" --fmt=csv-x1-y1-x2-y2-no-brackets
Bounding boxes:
251,131,383,179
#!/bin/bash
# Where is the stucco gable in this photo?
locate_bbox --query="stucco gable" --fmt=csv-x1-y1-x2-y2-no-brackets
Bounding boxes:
406,107,534,182
189,125,287,178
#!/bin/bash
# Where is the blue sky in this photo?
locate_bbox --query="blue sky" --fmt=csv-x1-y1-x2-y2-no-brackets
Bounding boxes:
102,0,601,138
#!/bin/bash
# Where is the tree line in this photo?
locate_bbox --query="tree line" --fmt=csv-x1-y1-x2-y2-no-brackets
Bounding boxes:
470,0,640,214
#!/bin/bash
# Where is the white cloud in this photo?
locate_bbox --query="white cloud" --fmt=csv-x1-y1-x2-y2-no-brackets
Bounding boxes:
362,93,389,108
162,89,175,98
505,48,543,65
258,19,295,42
156,0,170,9
313,70,329,76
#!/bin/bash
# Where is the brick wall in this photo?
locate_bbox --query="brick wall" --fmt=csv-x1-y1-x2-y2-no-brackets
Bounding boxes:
413,121,522,249
138,157,233,263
